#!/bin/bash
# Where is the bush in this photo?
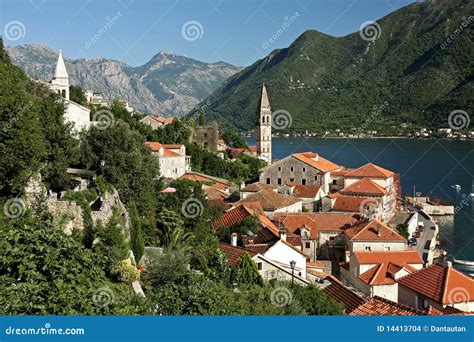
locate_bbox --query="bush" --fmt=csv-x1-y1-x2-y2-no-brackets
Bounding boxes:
112,260,140,283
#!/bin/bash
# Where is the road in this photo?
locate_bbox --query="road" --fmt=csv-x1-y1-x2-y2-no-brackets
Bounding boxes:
411,208,437,264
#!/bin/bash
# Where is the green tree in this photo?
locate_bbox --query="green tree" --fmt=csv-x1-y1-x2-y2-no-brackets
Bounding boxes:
198,111,206,126
79,121,159,214
69,85,87,106
129,201,145,261
293,284,344,315
222,130,247,148
231,252,264,286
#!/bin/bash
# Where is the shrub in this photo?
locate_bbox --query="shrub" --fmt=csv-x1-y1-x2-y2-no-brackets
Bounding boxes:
112,260,140,283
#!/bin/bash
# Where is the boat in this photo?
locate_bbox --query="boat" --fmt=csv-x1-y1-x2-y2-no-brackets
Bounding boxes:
451,184,461,190
453,258,474,267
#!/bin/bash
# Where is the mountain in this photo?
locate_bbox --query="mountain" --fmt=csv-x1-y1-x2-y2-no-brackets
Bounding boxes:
5,45,240,116
189,0,474,133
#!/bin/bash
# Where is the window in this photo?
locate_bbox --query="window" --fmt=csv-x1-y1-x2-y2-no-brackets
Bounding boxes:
277,178,282,185
305,242,310,249
257,262,263,271
266,178,271,184
384,247,391,251
302,179,306,185
289,178,294,182
278,167,282,172
365,246,372,251
204,133,207,138
332,179,337,185
303,167,306,172
291,167,294,172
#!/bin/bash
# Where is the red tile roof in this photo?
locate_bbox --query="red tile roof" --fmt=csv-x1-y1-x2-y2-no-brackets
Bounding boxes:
240,182,277,193
322,277,365,313
292,152,341,173
330,169,355,177
353,251,423,285
350,296,426,316
286,235,302,248
344,163,394,178
218,243,257,266
343,219,406,242
340,178,388,196
353,251,423,266
332,195,380,213
273,212,359,239
179,172,232,190
397,263,474,305
234,189,301,211
292,185,322,198
144,142,163,152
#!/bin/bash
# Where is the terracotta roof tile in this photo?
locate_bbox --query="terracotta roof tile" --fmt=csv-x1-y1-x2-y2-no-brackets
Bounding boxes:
345,163,394,178
234,189,301,211
218,243,257,266
397,263,474,305
144,142,162,152
340,178,388,196
292,152,341,173
350,296,426,316
353,251,423,265
240,182,277,193
343,219,406,242
332,195,380,213
292,185,322,198
323,280,365,313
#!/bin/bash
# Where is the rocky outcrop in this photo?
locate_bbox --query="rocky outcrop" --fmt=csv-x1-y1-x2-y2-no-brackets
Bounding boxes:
6,45,240,116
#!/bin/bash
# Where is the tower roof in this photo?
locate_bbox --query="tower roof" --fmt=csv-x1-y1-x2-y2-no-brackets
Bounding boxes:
257,83,271,113
54,50,69,79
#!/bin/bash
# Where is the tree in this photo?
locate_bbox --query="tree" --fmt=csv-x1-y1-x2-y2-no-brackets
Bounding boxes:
222,130,247,148
231,252,263,286
129,201,144,261
69,85,87,106
198,111,206,126
79,120,159,214
293,284,344,315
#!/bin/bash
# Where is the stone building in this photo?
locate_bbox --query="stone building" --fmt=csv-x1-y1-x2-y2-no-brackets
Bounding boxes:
190,122,220,152
259,151,342,194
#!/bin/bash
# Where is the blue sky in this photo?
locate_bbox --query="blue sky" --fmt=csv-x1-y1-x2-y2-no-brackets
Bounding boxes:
1,0,415,66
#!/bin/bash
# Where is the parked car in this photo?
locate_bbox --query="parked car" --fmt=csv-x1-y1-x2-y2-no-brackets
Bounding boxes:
410,239,418,246
430,226,436,230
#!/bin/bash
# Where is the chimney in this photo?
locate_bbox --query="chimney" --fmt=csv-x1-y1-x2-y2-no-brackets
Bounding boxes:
231,233,238,246
446,261,452,268
279,227,287,242
240,181,245,189
345,251,351,263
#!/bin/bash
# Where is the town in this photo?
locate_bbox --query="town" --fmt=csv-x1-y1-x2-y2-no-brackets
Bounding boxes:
3,48,470,317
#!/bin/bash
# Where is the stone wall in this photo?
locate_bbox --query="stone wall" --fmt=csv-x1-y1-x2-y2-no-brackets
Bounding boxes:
190,122,219,151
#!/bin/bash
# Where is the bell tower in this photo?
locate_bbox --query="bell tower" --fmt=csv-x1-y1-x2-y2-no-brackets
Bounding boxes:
50,50,70,100
256,83,272,164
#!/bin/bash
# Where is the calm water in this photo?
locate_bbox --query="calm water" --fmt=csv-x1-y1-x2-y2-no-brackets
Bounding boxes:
246,137,474,262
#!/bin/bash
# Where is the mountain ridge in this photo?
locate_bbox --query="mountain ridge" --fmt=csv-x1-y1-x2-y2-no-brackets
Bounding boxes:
188,0,473,133
6,44,241,116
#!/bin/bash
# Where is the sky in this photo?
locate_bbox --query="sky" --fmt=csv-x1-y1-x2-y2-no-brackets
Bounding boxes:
1,0,416,67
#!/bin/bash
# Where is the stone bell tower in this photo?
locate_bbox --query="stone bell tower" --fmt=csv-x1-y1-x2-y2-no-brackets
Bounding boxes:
256,83,272,164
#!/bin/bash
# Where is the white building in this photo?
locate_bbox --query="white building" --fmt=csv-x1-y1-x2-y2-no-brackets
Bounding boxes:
145,142,190,179
50,50,90,131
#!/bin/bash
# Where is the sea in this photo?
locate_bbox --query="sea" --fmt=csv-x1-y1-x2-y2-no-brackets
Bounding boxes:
246,137,474,265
